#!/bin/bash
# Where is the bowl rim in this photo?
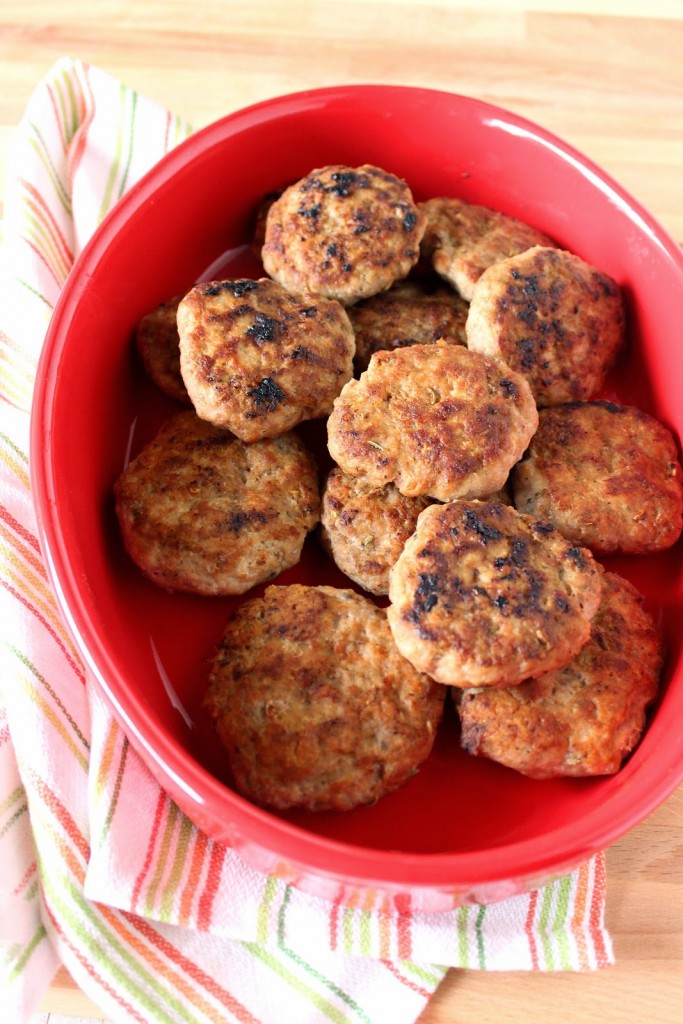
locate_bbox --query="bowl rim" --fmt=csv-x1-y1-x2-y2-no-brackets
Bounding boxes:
30,82,683,891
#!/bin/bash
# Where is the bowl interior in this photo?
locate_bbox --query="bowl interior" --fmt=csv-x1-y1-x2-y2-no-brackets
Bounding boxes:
32,85,683,891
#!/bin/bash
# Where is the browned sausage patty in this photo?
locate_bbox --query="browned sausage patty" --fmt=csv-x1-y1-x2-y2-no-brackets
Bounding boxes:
512,401,683,554
114,411,319,595
387,500,603,687
466,246,625,406
203,584,446,811
419,196,556,301
348,276,468,372
250,187,286,259
177,278,354,441
320,467,434,595
457,571,664,777
327,342,538,501
261,164,426,304
135,296,190,404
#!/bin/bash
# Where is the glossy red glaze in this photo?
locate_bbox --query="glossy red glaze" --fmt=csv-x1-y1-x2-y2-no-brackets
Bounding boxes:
31,86,683,910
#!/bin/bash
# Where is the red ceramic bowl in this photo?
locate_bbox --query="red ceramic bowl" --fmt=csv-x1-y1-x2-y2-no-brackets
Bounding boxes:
31,85,683,910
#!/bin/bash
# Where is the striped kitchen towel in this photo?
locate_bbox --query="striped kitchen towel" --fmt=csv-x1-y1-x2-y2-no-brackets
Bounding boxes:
0,57,614,1024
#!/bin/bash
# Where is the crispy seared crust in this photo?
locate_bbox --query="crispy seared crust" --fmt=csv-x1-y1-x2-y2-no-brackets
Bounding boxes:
420,197,556,301
261,164,426,304
387,500,603,687
458,572,664,777
512,401,683,554
466,245,624,406
327,342,538,502
135,296,190,404
348,276,468,371
177,277,355,442
203,584,445,811
114,411,319,595
320,468,434,595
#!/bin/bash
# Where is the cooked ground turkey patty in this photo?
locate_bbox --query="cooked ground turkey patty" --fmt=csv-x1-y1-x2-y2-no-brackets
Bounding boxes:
261,164,426,304
203,584,445,811
327,342,538,501
512,400,683,554
135,296,190,404
419,196,556,301
387,500,603,687
466,245,624,406
177,277,355,442
114,411,320,595
348,275,468,371
320,468,434,595
457,571,664,777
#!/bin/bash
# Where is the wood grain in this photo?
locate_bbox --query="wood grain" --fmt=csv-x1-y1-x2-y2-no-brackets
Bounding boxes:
5,3,683,1021
2,2,683,238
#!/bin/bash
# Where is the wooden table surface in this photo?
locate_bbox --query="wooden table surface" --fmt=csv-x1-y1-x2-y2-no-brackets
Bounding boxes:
3,2,682,1022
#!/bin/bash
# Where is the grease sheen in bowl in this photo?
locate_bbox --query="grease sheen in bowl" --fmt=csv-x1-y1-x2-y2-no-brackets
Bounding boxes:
31,86,683,910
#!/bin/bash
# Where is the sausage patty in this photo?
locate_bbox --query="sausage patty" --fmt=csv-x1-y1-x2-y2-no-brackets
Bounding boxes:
114,411,320,595
466,246,624,406
320,467,434,595
387,500,603,687
135,296,190,404
203,584,445,811
348,275,468,372
178,277,355,441
457,571,664,777
327,342,538,501
420,196,556,301
262,164,426,304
